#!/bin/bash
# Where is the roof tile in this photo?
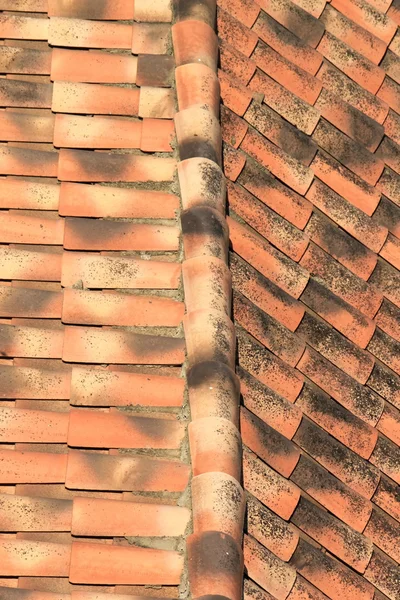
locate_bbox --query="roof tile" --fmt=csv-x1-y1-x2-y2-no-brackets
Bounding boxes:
330,0,397,44
377,136,400,175
177,63,220,116
385,109,400,146
52,81,140,116
0,539,71,577
138,87,175,119
377,76,400,114
0,178,59,211
377,400,400,446
368,326,400,375
172,20,218,70
286,575,329,600
183,255,231,316
364,548,400,600
0,47,49,75
0,449,67,484
0,247,62,281
378,166,400,205
0,324,64,359
260,0,325,47
0,79,52,109
184,310,235,368
50,49,137,84
0,407,69,444
364,506,400,564
218,0,260,27
47,0,135,19
132,22,171,55
54,114,142,150
0,15,49,42
219,38,256,84
245,576,277,600
48,18,132,49
217,7,258,56
369,258,400,309
368,360,400,411
291,0,326,18
375,298,400,342
0,146,58,178
370,433,400,484
0,493,72,533
219,69,253,116
0,286,62,319
0,364,70,399
0,214,63,246
373,474,400,523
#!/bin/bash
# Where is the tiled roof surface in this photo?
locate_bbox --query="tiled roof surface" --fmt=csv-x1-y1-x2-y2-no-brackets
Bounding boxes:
219,0,400,599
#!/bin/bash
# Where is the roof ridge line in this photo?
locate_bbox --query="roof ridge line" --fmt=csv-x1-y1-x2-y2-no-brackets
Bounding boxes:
171,2,245,599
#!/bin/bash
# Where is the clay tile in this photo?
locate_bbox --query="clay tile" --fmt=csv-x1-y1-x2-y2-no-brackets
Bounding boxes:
0,146,58,178
243,449,301,520
286,575,329,600
252,41,322,105
0,178,59,211
385,109,400,146
172,20,218,70
306,179,388,254
183,256,231,316
331,0,397,44
47,0,135,19
381,233,400,272
0,407,69,444
373,195,400,240
0,44,51,73
192,471,245,543
244,578,277,600
175,105,221,165
174,0,216,27
294,417,380,498
304,211,377,281
230,253,305,333
296,311,375,384
65,450,190,492
187,531,243,600
54,113,142,150
187,360,239,424
369,258,400,309
0,539,71,577
0,79,53,109
189,417,241,481
244,101,318,167
218,0,260,27
291,496,373,572
0,493,72,532
233,291,305,366
134,0,172,22
312,119,385,186
184,310,235,368
300,277,376,348
0,286,62,319
241,406,300,477
51,48,137,84
300,243,383,318
132,22,170,54
377,400,400,447
0,364,70,400
376,136,400,176
182,206,229,260
320,4,387,64
217,7,258,57
137,54,175,87
62,252,181,289
228,216,309,299
0,589,68,599
239,160,312,230
0,323,64,359
48,17,133,49
0,247,61,282
290,538,375,600
223,144,247,181
364,548,400,600
62,325,185,365
252,11,323,75
0,112,55,145
368,360,400,412
176,64,220,116
71,496,189,537
0,214,63,246
178,157,226,213
221,106,248,150
53,81,139,118
291,454,372,532
244,534,296,600
68,409,184,450
219,38,256,85
365,506,400,564
375,299,400,343
370,433,400,484
70,367,184,408
264,0,325,46
377,76,400,115
0,15,49,41
297,346,384,426
0,449,67,484
373,474,400,523
316,60,389,125
388,2,400,26
247,494,298,561
70,541,182,585
368,327,400,376
138,86,175,119
240,126,314,195
218,69,253,117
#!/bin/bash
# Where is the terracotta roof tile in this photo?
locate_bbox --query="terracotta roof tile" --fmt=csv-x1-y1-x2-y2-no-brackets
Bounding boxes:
378,165,400,204
286,575,330,600
260,0,325,47
0,79,52,108
364,506,400,564
364,547,400,600
368,360,400,411
47,0,135,19
218,0,260,27
219,37,256,84
218,7,258,56
331,0,397,44
385,108,400,145
244,576,277,600
369,257,400,308
0,286,62,319
370,433,400,484
373,474,400,523
0,449,67,484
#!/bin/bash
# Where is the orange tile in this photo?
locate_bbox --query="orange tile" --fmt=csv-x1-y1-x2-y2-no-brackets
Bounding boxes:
72,497,189,537
61,252,181,289
49,17,132,49
376,135,400,175
189,416,241,480
175,104,221,165
373,475,400,523
183,255,231,315
380,233,400,271
0,449,67,483
222,144,246,181
297,346,384,427
320,4,387,64
0,80,53,109
228,216,309,299
62,326,184,365
0,493,72,532
172,20,218,71
182,206,228,261
0,247,62,282
0,0,48,11
217,7,258,57
375,298,400,342
243,450,300,520
218,0,260,26
385,109,400,146
218,69,252,117
132,22,170,54
54,114,142,149
285,576,328,600
65,450,190,492
138,86,175,119
0,324,64,359
0,407,69,443
247,495,298,562
0,213,64,246
0,286,62,319
311,150,381,217
364,507,400,564
140,118,175,153
253,42,322,104
0,15,49,41
59,182,178,219
0,539,71,577
184,309,235,368
0,178,59,210
62,289,183,327
377,75,400,114
192,471,245,543
0,147,58,177
52,81,139,116
178,157,226,213
0,45,51,75
136,54,174,87
58,149,176,182
68,409,184,449
244,534,296,600
176,63,219,116
364,547,400,600
51,49,137,84
70,367,184,407
48,0,135,19
253,11,323,75
241,407,300,477
262,0,325,46
0,364,70,399
331,0,397,44
0,112,54,144
219,38,256,85
370,433,400,484
64,217,178,252
377,165,400,206
134,0,172,22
